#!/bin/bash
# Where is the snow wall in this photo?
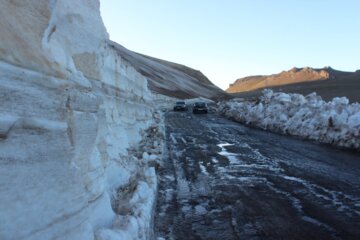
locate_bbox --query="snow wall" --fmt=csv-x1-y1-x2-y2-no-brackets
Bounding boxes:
219,90,360,150
0,1,159,239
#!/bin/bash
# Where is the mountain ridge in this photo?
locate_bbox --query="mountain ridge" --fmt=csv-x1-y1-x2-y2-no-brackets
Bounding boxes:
227,67,336,93
227,67,360,102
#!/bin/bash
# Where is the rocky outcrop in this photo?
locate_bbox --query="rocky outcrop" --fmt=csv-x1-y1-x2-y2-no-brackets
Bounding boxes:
0,1,157,239
227,67,332,93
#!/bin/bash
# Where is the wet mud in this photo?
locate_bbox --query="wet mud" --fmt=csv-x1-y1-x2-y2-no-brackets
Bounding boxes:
154,112,360,240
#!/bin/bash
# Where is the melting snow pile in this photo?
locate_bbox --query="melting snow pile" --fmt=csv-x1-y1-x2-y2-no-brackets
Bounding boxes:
96,111,165,240
219,90,360,150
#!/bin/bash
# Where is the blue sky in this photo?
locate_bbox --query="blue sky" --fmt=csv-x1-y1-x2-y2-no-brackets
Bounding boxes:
100,0,360,90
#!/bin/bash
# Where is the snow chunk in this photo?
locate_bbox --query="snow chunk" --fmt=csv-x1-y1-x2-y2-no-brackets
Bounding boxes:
218,90,360,150
274,93,292,102
348,112,360,128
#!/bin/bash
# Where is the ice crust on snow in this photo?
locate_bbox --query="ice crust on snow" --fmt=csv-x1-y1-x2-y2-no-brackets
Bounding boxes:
219,89,360,150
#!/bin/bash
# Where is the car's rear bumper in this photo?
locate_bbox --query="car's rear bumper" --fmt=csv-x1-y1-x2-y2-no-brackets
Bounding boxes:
193,108,208,113
174,107,187,111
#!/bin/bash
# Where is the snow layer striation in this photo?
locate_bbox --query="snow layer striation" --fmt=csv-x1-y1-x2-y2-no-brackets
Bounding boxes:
0,1,163,239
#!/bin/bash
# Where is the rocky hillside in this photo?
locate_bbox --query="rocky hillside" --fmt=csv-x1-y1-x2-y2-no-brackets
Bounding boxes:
109,42,229,100
227,67,360,102
227,67,332,93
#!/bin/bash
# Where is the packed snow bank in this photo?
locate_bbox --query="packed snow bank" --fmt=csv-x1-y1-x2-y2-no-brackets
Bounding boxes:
0,1,161,239
219,90,360,150
96,113,165,240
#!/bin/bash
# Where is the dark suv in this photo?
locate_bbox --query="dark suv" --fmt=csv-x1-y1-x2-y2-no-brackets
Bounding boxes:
173,101,188,111
192,102,208,114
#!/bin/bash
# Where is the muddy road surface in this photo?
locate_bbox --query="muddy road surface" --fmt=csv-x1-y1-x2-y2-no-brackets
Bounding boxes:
154,111,360,240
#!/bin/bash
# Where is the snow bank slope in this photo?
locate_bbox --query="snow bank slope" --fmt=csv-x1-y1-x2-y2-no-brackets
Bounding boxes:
219,90,360,150
0,1,159,239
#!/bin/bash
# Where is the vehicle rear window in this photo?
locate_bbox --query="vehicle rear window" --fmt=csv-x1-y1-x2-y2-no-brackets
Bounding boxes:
195,102,206,107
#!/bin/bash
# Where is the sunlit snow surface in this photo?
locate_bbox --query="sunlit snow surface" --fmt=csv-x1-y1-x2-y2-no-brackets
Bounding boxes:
219,89,360,150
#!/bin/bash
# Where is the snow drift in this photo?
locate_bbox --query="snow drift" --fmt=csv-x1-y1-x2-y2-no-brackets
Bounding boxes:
219,90,360,150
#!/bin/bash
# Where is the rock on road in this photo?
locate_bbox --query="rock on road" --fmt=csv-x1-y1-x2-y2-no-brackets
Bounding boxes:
154,111,360,240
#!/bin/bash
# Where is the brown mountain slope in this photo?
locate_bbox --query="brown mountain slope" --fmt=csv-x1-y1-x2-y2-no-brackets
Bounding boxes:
228,67,360,103
109,41,229,100
227,67,332,93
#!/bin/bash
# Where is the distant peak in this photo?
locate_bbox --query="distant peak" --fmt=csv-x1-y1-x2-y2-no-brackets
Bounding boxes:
289,67,317,73
290,67,300,72
288,66,335,74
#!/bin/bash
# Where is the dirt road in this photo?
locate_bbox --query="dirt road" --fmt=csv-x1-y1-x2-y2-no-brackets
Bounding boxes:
154,111,360,240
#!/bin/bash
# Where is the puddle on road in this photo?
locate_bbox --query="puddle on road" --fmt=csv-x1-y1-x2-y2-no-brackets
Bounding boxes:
199,162,209,175
218,143,234,148
216,142,282,172
217,142,240,164
217,143,236,154
211,157,219,164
